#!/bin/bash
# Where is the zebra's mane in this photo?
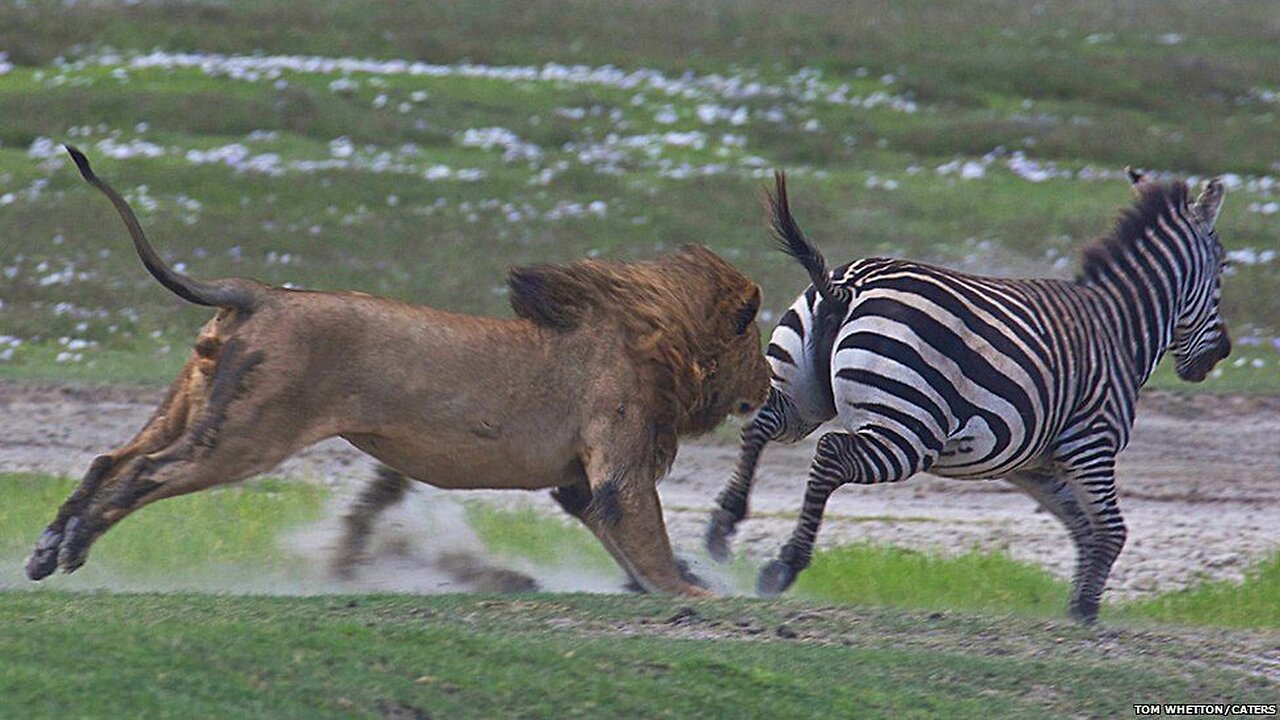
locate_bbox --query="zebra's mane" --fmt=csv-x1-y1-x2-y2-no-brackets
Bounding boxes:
1077,180,1190,283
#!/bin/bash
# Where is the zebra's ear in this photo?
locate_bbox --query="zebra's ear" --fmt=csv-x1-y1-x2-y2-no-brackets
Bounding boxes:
1124,166,1146,187
1193,177,1226,228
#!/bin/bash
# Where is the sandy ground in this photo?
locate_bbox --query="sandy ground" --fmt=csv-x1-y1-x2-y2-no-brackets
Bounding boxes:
2,381,1278,601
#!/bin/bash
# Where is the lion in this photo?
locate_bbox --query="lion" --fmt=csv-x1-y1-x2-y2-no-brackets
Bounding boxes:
25,146,770,596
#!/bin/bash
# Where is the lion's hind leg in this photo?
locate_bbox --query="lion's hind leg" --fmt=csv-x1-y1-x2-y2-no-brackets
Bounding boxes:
26,360,202,580
28,338,323,579
330,464,410,579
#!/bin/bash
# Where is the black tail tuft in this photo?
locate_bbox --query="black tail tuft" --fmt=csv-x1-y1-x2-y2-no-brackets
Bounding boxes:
765,170,851,306
64,146,258,313
65,144,96,182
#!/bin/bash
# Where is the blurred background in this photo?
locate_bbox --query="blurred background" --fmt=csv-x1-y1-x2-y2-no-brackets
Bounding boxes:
0,0,1277,389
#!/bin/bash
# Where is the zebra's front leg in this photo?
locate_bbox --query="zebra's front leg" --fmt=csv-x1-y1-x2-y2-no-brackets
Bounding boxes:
1007,470,1102,622
757,428,928,596
705,395,783,562
1052,443,1126,624
705,390,815,562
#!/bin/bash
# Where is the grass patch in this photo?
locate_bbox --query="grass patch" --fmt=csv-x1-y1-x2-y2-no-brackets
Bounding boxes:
5,474,1278,629
463,502,614,572
0,473,327,589
7,472,1279,629
1145,342,1280,394
795,544,1071,615
1,592,1274,719
1,0,1278,391
0,341,185,386
1119,554,1280,629
795,541,1280,629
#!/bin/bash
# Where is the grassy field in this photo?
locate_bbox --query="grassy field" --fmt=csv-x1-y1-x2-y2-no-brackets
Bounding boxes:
3,474,1278,716
5,473,1278,630
3,591,1277,720
0,0,1278,391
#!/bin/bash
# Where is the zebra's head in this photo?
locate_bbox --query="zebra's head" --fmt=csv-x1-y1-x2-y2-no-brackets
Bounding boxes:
1170,178,1231,382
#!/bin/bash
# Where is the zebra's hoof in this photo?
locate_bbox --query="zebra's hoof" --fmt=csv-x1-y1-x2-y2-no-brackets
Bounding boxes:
756,559,796,597
704,509,737,563
1067,599,1099,625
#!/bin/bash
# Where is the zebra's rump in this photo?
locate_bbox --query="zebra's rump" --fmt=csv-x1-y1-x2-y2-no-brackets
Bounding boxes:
829,259,1076,477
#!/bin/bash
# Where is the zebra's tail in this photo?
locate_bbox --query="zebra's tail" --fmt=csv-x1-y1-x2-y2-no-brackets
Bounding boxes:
65,145,259,313
766,170,852,306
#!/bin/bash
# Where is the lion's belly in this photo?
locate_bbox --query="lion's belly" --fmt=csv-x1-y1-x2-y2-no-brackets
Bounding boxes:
343,430,581,491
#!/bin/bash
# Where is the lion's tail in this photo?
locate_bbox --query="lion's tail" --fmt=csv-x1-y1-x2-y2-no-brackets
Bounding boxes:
65,145,259,313
766,170,851,307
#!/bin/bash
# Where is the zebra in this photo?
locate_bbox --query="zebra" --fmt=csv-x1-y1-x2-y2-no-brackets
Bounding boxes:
706,170,1231,623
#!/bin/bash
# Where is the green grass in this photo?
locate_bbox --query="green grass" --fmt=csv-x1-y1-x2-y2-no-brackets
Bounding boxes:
794,544,1071,615
5,473,1279,629
3,474,1279,714
463,503,614,573
1,592,1275,720
0,473,327,589
1118,554,1280,629
0,341,185,386
795,541,1280,630
1,0,1278,392
465,496,1280,629
1146,344,1280,394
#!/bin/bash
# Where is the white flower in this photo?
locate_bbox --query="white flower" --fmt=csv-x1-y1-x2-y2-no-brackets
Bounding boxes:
960,162,985,180
329,137,354,159
424,165,452,180
28,137,61,159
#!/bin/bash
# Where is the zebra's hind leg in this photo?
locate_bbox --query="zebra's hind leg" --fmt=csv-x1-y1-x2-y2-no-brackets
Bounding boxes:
757,428,931,596
705,390,815,563
331,464,410,579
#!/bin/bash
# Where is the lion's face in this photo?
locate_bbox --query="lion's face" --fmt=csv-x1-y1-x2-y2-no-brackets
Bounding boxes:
722,292,771,415
685,281,771,435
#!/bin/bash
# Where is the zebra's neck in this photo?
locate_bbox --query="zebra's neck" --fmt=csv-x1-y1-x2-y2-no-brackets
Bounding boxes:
1076,207,1194,388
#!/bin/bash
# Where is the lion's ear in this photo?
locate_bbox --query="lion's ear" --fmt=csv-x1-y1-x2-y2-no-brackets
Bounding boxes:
734,286,762,335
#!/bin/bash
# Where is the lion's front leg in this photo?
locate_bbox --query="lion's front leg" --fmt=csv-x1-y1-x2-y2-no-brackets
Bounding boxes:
575,417,711,598
552,478,704,593
331,464,410,579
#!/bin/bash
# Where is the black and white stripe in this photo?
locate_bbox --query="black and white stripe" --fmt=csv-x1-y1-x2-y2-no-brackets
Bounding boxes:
707,171,1231,623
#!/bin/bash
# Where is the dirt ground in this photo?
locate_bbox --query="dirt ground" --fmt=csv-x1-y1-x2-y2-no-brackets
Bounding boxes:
2,381,1278,601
